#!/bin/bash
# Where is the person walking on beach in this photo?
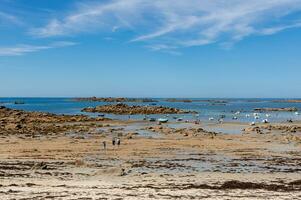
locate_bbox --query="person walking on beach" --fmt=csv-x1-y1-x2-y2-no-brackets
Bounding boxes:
116,138,121,147
112,138,116,146
102,141,106,150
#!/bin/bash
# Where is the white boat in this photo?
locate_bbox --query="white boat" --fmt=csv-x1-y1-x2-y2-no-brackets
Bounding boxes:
262,119,269,123
250,122,256,126
295,112,299,115
209,117,214,121
158,118,168,123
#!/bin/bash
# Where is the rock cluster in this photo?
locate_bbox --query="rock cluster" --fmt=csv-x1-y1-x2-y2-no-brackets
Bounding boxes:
165,99,228,104
144,126,218,137
273,99,301,103
254,107,298,112
0,106,109,135
82,103,196,115
74,97,157,103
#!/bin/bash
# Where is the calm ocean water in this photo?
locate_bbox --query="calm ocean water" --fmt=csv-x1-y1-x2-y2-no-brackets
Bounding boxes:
0,98,301,123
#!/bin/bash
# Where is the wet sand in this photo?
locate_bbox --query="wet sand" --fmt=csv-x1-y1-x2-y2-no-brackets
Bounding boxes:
0,108,301,199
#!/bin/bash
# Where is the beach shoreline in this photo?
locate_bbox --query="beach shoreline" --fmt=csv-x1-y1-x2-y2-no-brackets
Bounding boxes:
0,106,301,199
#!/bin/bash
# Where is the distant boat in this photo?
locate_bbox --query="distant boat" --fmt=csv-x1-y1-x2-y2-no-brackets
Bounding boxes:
262,119,269,123
177,118,183,122
295,112,299,115
209,117,214,121
250,122,256,126
158,118,168,123
149,118,156,122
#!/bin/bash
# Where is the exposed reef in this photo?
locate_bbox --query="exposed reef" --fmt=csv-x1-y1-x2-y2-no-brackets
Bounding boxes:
82,103,196,115
254,107,298,112
74,97,158,103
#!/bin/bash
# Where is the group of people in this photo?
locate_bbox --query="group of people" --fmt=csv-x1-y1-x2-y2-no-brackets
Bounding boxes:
102,137,121,150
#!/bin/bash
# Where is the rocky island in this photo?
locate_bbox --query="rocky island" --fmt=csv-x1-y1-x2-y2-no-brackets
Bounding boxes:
165,98,228,103
273,99,301,103
254,107,298,112
74,97,158,103
82,103,196,115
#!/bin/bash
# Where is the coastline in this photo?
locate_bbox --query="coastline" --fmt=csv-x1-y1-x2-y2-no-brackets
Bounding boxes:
0,106,301,199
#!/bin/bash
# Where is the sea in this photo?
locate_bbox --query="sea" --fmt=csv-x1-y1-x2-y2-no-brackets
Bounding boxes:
1,98,301,123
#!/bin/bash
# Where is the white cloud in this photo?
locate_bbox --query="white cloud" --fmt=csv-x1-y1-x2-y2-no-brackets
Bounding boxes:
0,41,77,56
31,0,301,50
0,11,21,25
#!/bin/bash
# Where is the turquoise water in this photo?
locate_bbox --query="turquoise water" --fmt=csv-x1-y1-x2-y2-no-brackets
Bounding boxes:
0,98,301,123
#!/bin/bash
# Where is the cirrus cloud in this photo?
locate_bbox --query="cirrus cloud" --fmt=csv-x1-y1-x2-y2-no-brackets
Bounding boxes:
0,41,77,56
29,0,301,50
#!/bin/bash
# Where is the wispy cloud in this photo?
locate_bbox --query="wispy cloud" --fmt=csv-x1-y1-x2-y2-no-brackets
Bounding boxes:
31,0,301,50
0,41,77,56
0,11,21,25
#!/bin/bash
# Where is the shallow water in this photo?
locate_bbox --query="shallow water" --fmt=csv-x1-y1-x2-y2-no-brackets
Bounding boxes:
1,97,301,123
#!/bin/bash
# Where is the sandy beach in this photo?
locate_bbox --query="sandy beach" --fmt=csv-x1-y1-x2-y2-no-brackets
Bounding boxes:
0,107,301,199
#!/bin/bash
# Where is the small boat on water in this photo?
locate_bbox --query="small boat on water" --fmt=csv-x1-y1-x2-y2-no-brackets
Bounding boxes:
149,118,156,122
158,118,168,123
262,119,269,123
98,114,105,117
250,121,256,126
209,117,214,121
177,118,183,122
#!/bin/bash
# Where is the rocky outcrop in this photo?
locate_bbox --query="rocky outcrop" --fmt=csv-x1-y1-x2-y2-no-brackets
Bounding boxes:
82,103,196,115
0,106,110,135
254,107,298,112
273,99,301,103
74,97,157,103
165,99,228,103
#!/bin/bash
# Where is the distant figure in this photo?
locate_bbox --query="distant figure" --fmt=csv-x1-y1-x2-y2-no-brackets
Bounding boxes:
102,141,106,150
112,138,116,146
116,138,121,146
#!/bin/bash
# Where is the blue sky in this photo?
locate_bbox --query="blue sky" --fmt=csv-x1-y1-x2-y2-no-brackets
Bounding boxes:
1,0,301,98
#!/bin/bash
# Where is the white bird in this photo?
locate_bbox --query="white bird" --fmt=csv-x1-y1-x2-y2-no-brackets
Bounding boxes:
246,114,250,118
254,116,259,119
235,111,240,115
209,117,214,121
